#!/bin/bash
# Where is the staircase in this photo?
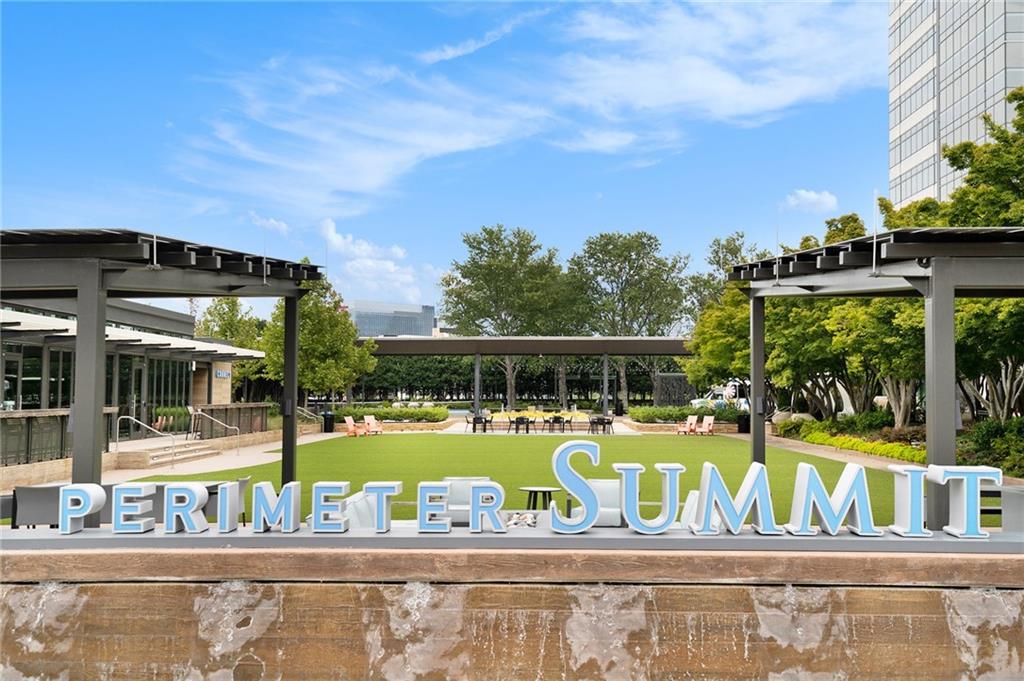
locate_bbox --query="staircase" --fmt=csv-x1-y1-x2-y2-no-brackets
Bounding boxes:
116,439,221,469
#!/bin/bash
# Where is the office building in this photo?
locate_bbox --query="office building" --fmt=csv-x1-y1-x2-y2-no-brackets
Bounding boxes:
348,300,435,337
889,0,1024,206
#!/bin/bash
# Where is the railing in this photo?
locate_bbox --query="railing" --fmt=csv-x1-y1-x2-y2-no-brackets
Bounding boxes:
115,415,179,468
193,410,241,455
295,406,321,422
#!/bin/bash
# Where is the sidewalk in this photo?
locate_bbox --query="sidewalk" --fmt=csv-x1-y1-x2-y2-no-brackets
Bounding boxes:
725,432,1024,486
73,432,345,486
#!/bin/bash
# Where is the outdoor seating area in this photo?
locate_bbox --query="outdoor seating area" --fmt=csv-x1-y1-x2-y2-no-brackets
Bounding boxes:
676,415,715,435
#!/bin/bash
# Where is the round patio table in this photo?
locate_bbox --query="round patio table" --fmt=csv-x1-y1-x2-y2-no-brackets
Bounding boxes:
519,486,561,511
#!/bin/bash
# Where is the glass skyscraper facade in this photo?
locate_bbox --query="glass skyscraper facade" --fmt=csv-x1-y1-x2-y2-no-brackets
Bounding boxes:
348,300,435,337
889,0,1024,207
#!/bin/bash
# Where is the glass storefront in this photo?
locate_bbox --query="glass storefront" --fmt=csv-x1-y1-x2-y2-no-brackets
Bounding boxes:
2,342,193,437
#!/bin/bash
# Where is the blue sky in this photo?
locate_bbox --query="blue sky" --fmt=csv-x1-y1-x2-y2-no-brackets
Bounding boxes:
2,2,889,317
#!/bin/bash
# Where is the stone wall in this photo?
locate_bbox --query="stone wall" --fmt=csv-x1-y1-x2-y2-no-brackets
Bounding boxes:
0,451,119,491
2,580,1021,679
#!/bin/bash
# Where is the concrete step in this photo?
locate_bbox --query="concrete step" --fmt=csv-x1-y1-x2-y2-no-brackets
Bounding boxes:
146,447,219,466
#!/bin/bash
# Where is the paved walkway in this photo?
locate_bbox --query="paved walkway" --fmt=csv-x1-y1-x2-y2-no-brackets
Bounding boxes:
94,432,345,485
723,432,914,472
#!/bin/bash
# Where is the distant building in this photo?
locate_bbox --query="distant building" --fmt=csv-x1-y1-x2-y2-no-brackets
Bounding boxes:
348,300,435,337
889,1,1024,207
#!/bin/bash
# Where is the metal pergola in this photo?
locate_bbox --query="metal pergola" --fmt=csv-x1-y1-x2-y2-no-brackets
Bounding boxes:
361,336,690,416
0,229,319,502
731,227,1024,529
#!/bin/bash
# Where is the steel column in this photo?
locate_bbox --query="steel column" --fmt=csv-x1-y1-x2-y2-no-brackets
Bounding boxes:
473,353,482,415
750,295,766,464
206,361,214,405
925,258,956,530
602,354,609,416
70,264,107,528
281,295,300,485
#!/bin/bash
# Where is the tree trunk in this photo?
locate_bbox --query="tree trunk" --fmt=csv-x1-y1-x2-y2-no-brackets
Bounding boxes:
880,376,917,429
616,358,629,412
557,358,568,410
503,354,518,410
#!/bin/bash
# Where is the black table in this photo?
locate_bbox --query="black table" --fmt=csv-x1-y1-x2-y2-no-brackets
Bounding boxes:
588,417,613,434
513,417,532,434
471,416,491,433
520,486,561,511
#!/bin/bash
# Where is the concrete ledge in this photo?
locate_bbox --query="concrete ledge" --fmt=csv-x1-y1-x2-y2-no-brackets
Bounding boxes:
4,548,1022,587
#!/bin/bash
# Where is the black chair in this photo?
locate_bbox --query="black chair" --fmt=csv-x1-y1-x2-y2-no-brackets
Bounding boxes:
547,415,566,433
514,416,531,434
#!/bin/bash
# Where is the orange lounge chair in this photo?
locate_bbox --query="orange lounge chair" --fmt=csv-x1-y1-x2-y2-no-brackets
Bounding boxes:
344,416,368,437
676,415,699,435
364,414,384,435
695,415,715,435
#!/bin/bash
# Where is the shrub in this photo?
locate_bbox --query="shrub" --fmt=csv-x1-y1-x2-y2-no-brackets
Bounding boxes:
878,425,927,444
154,406,190,432
964,417,1024,456
995,434,1024,478
629,405,742,423
834,410,894,434
803,431,926,464
332,406,449,423
775,419,804,439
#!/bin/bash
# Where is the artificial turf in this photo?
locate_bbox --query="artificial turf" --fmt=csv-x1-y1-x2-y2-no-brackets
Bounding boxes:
142,433,901,525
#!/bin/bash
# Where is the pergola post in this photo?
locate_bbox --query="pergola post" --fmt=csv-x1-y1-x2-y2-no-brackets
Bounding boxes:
71,264,107,526
473,353,482,415
602,354,610,416
749,294,766,464
924,258,956,530
206,361,214,404
281,294,300,486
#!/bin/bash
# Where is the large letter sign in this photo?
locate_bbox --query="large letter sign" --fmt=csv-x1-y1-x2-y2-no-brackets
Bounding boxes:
549,440,601,534
253,481,301,533
364,481,403,533
786,463,882,536
112,483,156,534
163,483,209,534
691,462,783,535
614,463,685,534
59,484,106,535
888,465,930,537
927,465,1002,538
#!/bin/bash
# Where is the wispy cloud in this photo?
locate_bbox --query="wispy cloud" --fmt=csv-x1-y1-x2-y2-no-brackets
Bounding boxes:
553,128,638,153
319,218,405,259
417,8,550,65
178,57,549,220
782,189,838,213
248,210,289,234
557,2,886,123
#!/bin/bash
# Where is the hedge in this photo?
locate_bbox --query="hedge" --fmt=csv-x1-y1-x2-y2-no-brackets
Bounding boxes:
628,405,742,424
331,406,449,423
154,406,190,432
802,431,926,464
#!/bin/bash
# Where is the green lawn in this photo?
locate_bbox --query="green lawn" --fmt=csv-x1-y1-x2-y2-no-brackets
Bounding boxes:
142,433,902,525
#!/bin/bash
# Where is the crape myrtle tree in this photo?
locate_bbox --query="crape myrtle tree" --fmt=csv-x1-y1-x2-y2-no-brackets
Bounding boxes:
195,297,266,401
440,225,561,410
877,86,1024,422
263,261,377,406
568,231,688,410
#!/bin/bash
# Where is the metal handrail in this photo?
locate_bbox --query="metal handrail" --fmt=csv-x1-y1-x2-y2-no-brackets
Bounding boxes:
193,410,241,456
115,415,179,469
295,406,320,421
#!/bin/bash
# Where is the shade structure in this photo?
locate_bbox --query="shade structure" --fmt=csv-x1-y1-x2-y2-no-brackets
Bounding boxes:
734,227,1024,530
1,228,314,507
360,335,691,417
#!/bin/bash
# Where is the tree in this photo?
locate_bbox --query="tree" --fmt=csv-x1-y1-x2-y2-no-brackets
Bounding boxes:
262,265,376,404
680,231,772,332
827,299,923,428
195,297,264,399
681,284,751,391
956,299,1024,422
823,213,867,245
568,231,689,410
440,225,562,409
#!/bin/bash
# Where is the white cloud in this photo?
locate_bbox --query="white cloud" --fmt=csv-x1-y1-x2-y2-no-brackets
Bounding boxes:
782,189,838,213
557,2,886,123
553,129,638,153
178,58,548,219
417,8,550,64
319,218,405,259
341,259,421,304
248,210,289,234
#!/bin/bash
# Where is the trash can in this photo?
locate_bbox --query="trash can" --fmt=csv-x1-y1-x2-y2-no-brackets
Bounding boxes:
614,401,625,417
322,411,335,433
736,413,751,434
